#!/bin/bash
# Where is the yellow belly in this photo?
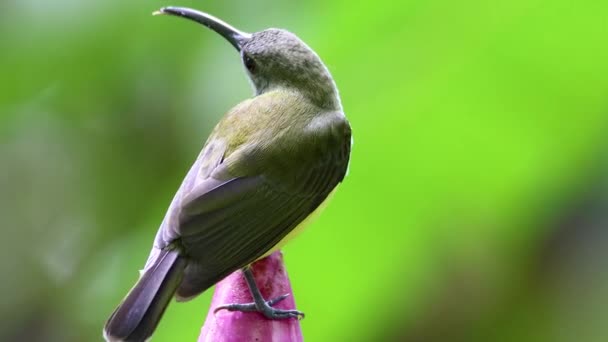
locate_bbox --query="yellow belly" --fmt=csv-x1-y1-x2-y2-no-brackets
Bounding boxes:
259,186,339,259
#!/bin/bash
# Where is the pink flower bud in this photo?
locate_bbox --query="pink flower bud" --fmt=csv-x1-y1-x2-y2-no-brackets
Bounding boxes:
198,251,303,342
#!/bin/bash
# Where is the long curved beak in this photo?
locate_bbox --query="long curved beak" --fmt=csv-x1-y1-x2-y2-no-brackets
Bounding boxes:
153,7,251,51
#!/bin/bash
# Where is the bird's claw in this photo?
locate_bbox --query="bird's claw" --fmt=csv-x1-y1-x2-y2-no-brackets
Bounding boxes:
213,293,304,320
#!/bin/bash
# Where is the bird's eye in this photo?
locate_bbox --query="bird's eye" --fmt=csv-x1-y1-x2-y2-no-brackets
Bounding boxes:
243,54,256,73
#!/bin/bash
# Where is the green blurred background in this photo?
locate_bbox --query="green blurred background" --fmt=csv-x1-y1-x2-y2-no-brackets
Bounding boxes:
1,0,608,341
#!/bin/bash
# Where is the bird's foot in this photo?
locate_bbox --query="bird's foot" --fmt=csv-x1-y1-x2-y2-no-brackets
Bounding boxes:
214,293,305,320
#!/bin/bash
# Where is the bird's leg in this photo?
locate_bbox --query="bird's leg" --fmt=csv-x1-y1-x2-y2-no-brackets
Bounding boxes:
213,266,304,320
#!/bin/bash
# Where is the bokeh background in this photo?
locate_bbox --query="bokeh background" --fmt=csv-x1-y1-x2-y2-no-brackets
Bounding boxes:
1,0,607,341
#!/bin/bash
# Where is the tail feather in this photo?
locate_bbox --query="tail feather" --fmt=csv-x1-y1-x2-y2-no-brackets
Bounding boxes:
104,249,187,342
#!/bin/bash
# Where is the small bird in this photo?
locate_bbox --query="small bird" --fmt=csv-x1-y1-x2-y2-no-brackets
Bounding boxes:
103,6,351,342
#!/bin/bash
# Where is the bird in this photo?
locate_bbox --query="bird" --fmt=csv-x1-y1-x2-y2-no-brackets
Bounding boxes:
103,6,351,342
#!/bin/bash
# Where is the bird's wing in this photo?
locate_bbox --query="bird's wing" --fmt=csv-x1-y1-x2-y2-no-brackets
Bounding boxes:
165,113,351,299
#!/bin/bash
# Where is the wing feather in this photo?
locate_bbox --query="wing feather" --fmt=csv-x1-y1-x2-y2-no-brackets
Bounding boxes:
162,111,351,300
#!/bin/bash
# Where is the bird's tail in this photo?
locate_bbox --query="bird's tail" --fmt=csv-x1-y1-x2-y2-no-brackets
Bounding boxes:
104,249,187,342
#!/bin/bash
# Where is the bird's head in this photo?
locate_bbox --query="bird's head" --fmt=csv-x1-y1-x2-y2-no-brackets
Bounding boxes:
155,7,341,110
